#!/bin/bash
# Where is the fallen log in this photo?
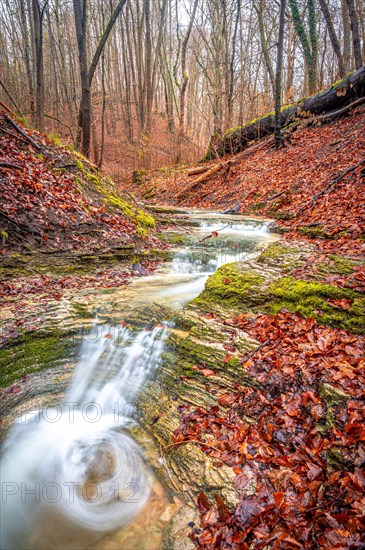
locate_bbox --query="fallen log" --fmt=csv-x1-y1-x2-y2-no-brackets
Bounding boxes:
175,135,275,199
205,67,365,159
186,166,208,176
318,96,365,121
4,114,41,151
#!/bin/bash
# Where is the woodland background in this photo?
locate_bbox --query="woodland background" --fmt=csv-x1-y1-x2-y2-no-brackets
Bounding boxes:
0,0,364,181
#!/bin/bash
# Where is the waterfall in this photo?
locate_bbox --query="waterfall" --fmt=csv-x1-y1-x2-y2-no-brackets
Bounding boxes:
0,325,169,549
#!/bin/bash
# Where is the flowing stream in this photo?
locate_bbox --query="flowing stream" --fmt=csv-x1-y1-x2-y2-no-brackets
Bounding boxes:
0,211,274,549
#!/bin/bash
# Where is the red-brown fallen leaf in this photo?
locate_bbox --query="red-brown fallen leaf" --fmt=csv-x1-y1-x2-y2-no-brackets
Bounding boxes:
202,505,219,526
345,423,365,441
224,278,231,285
307,463,323,481
215,494,231,522
218,393,237,406
285,394,302,417
310,403,323,421
173,310,365,549
327,298,354,310
201,368,216,377
273,491,285,510
197,491,210,514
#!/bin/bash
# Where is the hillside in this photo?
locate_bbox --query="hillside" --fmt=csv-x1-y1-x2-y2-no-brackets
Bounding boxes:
129,106,365,260
0,110,165,317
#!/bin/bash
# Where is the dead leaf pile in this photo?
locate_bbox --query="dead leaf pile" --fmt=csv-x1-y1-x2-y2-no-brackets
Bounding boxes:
172,311,365,549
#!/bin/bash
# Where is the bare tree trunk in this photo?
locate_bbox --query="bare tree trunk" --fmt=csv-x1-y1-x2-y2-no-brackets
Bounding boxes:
285,18,296,103
275,0,286,149
32,0,48,130
227,0,241,127
346,0,363,69
255,0,274,93
289,0,317,94
98,53,106,169
318,0,346,77
73,0,91,155
342,0,352,72
143,0,152,166
19,0,34,116
176,0,199,162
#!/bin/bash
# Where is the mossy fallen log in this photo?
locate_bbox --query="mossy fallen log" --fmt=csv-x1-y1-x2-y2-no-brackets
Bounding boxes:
205,67,365,159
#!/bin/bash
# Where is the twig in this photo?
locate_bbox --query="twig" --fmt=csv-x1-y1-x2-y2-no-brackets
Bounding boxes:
0,99,20,119
240,339,270,365
295,160,365,218
199,224,230,243
0,162,22,170
4,114,41,150
1,128,30,146
0,77,23,117
122,188,141,207
266,190,285,202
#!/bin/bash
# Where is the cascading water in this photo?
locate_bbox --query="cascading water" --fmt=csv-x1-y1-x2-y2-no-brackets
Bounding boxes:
1,213,273,549
0,325,169,550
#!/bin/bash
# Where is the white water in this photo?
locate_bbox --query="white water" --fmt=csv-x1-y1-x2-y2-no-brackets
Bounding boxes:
1,325,168,549
0,216,272,549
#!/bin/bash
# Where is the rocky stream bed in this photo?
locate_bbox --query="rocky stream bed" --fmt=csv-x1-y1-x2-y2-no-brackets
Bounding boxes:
1,209,364,549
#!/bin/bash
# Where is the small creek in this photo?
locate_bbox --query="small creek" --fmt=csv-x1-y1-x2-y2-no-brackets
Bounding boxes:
0,210,274,549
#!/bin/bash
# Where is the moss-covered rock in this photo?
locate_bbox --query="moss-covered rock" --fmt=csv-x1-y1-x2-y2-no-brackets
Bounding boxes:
189,251,364,333
192,262,265,312
0,331,78,388
267,277,364,333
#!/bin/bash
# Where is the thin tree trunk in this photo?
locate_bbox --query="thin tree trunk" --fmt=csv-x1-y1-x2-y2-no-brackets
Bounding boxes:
275,0,286,149
318,0,346,77
177,0,199,162
19,0,34,115
32,0,48,130
73,0,91,155
346,0,363,69
255,0,275,93
342,0,352,72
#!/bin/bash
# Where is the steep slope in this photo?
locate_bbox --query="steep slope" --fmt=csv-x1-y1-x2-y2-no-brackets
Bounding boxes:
130,107,365,257
0,111,159,254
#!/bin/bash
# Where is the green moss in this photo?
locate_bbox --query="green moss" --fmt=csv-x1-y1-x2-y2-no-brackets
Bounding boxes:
75,159,100,185
331,72,352,88
267,277,364,333
136,227,148,238
157,232,189,245
0,332,76,387
272,210,294,220
72,302,91,318
135,210,155,229
298,225,325,239
328,255,356,275
250,201,266,211
319,382,349,407
132,170,147,184
48,132,62,146
193,263,264,311
327,447,349,470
